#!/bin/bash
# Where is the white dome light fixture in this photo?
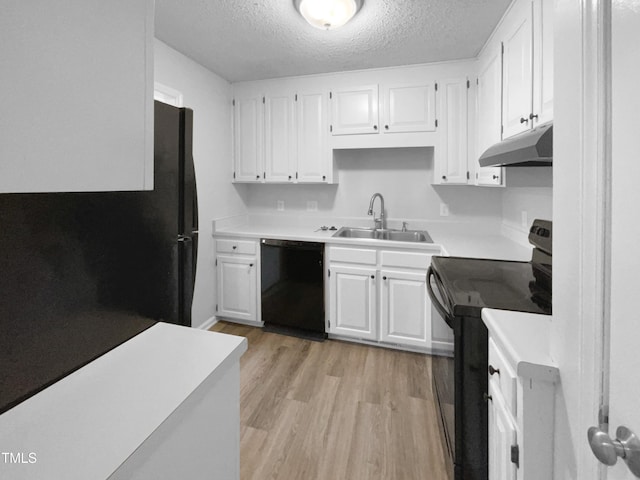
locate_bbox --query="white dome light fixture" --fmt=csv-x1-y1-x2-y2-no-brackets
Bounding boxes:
295,0,363,30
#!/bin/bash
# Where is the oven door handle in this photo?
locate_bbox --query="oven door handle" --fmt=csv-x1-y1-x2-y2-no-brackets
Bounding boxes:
427,266,455,329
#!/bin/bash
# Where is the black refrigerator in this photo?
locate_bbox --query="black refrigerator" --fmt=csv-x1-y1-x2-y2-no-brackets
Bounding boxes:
0,101,198,414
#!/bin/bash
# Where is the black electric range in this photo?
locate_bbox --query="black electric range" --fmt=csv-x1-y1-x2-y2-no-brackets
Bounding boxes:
427,219,552,480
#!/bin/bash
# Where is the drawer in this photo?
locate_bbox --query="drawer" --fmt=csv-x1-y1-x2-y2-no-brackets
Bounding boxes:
216,239,257,255
488,337,517,413
329,246,377,265
380,250,432,269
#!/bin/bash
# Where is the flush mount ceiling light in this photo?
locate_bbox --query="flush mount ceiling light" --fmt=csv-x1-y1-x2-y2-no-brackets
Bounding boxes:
294,0,363,30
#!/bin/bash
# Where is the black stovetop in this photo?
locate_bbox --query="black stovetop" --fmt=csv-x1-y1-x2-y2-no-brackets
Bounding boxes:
430,256,552,318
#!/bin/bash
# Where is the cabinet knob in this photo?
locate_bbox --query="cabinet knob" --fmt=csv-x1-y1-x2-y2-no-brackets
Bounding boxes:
385,125,389,130
322,175,326,181
373,125,378,130
488,365,500,376
483,393,493,402
288,175,292,180
492,175,500,180
232,245,237,250
520,117,529,124
529,112,539,121
256,175,260,179
442,175,447,181
383,276,387,280
249,263,254,267
370,275,375,279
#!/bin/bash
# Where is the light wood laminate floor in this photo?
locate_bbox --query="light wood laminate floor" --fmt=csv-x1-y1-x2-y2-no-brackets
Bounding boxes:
210,321,448,480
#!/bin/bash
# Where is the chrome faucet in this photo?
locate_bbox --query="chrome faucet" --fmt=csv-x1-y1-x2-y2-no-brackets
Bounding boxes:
367,193,386,230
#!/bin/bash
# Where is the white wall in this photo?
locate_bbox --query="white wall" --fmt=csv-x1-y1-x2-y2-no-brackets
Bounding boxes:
240,147,505,224
501,167,553,234
154,39,246,328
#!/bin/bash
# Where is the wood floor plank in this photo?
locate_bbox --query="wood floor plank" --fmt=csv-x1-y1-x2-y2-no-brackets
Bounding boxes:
210,321,448,480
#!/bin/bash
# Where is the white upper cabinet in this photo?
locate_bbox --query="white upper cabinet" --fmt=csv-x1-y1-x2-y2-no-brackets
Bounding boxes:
264,91,295,182
435,78,469,185
476,47,505,186
532,0,554,127
233,92,264,182
0,0,154,193
330,85,379,135
297,90,331,183
382,83,437,133
502,0,555,139
502,2,534,139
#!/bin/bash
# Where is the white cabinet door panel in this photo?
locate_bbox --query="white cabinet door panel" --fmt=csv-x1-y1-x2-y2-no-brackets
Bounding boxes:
488,381,518,480
264,93,295,182
532,0,554,127
380,269,430,348
233,95,263,182
297,90,330,182
502,7,533,139
331,85,379,135
329,265,377,340
217,255,257,322
383,84,436,133
436,78,469,184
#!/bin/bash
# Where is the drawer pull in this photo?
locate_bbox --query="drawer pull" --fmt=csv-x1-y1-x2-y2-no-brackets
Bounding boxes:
488,365,501,376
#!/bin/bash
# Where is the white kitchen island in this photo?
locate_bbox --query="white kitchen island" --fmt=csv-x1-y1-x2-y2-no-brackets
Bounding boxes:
0,322,247,480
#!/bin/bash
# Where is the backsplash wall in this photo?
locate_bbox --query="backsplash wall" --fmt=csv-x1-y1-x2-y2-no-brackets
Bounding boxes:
240,148,505,224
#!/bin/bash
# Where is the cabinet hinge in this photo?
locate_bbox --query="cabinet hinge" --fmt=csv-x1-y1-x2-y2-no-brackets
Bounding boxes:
215,258,218,266
232,99,235,107
435,119,438,128
263,171,266,179
466,171,470,180
476,77,479,85
329,91,332,99
233,171,236,179
467,79,470,89
501,42,505,54
435,83,438,91
501,125,504,134
476,172,479,179
510,445,520,468
328,269,331,277
262,96,265,104
328,320,330,329
296,172,298,179
295,94,298,101
330,125,333,133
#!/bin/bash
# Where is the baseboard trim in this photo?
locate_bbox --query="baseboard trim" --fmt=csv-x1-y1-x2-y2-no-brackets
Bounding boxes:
197,316,217,331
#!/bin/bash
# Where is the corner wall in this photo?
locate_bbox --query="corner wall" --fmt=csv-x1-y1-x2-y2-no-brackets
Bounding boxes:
154,39,246,328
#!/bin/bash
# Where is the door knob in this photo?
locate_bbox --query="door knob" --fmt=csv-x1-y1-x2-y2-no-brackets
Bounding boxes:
588,425,640,477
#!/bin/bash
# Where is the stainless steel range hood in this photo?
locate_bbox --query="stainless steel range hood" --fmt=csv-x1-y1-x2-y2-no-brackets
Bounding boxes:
478,121,552,167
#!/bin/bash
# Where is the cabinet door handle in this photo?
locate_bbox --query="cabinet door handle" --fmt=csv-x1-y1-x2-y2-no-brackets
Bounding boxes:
488,365,501,376
520,117,529,124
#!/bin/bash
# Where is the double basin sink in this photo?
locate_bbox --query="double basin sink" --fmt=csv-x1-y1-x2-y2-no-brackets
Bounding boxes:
332,226,433,243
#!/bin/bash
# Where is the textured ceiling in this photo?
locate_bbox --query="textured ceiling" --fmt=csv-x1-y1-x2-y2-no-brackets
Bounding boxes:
155,0,512,83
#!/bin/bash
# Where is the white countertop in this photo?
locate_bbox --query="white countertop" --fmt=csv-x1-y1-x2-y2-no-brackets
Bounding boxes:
213,215,532,261
0,323,247,480
482,308,558,382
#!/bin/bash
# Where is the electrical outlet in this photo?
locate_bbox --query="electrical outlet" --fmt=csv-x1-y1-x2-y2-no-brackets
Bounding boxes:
307,200,318,212
440,203,449,217
521,210,528,228
277,200,285,211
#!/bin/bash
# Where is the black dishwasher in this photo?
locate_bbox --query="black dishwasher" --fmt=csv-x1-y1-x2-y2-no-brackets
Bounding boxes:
261,239,326,340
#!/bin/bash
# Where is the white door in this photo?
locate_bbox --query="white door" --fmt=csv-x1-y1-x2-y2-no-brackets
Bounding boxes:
328,264,377,340
476,46,505,187
379,269,430,348
600,3,640,479
233,94,263,182
330,85,379,135
216,255,257,322
502,1,533,139
264,91,295,182
297,90,329,183
382,83,436,133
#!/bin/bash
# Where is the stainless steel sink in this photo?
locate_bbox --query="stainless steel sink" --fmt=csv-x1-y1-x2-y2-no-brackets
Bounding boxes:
332,227,433,243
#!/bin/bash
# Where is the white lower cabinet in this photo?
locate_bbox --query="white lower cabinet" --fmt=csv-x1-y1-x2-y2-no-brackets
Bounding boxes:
485,333,558,480
328,264,377,340
379,269,430,348
215,238,258,323
327,245,440,352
